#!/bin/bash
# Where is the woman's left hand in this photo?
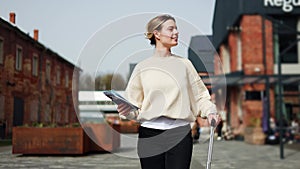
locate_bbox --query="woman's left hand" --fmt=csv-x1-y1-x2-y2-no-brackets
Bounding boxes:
117,103,132,117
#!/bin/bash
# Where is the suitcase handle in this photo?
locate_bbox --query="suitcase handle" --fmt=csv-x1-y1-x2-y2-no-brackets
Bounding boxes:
206,118,216,169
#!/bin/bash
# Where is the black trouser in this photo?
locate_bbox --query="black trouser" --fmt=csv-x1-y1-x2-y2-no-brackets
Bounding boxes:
138,124,193,169
217,121,223,137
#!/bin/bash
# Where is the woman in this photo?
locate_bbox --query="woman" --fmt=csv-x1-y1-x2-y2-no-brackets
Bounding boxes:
117,14,219,169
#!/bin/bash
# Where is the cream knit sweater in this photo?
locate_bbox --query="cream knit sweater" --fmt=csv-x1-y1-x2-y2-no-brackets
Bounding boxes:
124,54,216,122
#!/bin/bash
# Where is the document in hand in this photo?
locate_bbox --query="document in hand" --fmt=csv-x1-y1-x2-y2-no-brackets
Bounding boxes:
103,90,139,111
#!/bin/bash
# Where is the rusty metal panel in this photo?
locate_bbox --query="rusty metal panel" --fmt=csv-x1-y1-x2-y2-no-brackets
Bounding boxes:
12,127,88,154
83,124,120,152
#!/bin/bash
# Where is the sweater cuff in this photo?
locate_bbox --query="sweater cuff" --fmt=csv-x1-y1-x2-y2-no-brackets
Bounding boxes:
201,105,217,118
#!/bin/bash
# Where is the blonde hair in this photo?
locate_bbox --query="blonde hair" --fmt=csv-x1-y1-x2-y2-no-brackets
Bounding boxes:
145,14,175,45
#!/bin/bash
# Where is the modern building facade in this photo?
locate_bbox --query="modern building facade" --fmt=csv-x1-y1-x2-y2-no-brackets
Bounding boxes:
0,13,80,138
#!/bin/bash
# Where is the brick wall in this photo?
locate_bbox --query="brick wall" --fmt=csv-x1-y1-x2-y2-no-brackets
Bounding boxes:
217,15,276,130
0,18,80,137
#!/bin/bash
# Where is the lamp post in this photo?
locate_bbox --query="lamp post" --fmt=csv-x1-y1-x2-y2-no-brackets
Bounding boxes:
273,22,284,159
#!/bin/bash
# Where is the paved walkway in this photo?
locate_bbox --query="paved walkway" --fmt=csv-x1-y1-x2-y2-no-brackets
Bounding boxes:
0,134,299,169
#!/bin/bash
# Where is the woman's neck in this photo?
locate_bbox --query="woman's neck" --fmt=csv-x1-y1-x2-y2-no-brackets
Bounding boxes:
154,46,172,57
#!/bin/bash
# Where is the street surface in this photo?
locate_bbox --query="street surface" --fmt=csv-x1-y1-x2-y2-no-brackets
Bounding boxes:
0,134,299,169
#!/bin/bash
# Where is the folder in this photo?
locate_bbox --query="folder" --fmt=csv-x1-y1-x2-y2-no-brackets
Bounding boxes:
103,90,139,111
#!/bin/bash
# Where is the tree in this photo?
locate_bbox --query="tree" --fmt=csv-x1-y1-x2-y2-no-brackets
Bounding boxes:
111,73,126,90
95,73,126,90
79,73,94,91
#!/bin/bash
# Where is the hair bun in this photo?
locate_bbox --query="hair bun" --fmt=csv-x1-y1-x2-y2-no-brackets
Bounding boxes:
144,32,153,39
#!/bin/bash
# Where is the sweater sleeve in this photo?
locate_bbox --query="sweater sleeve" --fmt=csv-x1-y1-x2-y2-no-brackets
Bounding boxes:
123,65,144,120
185,59,217,118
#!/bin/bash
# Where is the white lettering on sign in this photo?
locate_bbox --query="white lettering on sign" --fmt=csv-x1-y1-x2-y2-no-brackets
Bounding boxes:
264,0,300,12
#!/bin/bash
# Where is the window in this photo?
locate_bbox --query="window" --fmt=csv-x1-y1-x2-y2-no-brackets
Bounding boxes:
64,107,69,123
65,71,69,88
44,104,50,122
56,67,61,85
16,46,23,71
276,17,298,63
245,91,262,100
46,61,51,81
30,100,38,121
55,103,61,122
237,32,242,70
283,84,299,92
32,54,38,76
0,38,3,64
222,45,231,74
0,95,4,119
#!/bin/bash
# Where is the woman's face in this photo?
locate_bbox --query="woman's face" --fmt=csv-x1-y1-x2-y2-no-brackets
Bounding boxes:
156,19,179,47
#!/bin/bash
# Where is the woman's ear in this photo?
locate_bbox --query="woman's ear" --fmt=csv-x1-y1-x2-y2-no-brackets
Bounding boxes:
153,30,160,40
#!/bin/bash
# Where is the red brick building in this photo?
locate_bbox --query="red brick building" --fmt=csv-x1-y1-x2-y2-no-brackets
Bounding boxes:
189,1,300,142
211,0,300,135
0,13,80,138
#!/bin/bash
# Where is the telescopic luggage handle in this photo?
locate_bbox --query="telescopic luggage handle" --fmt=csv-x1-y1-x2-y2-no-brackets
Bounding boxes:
206,118,216,169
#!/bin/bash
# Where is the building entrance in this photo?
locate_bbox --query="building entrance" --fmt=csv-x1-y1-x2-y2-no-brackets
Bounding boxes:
13,97,24,126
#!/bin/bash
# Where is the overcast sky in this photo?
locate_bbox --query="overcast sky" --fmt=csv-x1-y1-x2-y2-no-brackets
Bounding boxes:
0,0,216,76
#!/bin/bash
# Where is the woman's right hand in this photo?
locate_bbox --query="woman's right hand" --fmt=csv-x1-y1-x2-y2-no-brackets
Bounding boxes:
207,113,221,127
117,103,132,117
